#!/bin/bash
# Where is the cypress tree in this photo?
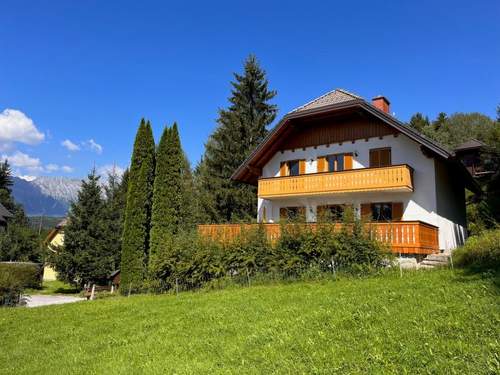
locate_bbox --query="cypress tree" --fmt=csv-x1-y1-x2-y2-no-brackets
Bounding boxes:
121,120,155,292
198,55,277,222
149,123,186,273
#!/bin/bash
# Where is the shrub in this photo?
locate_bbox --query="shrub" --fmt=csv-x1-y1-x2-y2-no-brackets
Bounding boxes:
0,262,41,306
0,262,43,289
453,229,500,271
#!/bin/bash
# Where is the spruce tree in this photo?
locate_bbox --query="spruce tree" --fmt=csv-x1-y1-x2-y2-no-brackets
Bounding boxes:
121,120,155,291
52,169,110,287
198,55,277,222
149,123,189,273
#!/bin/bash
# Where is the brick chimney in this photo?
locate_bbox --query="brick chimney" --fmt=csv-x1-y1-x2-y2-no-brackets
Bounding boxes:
372,95,390,114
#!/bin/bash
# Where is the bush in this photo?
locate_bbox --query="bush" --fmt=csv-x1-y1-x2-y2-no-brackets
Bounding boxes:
453,229,500,271
0,262,41,306
0,262,43,288
147,217,389,293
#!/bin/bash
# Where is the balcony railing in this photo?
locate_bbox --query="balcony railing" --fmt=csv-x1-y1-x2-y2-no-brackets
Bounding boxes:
198,221,439,255
258,164,413,199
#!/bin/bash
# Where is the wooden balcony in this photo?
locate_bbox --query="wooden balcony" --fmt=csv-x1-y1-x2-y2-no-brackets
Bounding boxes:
198,221,439,255
258,164,413,199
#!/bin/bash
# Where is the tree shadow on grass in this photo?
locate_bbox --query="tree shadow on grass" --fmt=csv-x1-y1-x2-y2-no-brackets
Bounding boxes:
451,268,500,294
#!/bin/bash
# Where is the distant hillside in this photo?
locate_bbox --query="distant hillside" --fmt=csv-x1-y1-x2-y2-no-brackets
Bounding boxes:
12,176,81,217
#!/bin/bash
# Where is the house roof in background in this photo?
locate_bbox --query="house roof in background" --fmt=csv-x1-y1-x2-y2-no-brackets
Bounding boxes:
454,139,486,152
0,203,13,222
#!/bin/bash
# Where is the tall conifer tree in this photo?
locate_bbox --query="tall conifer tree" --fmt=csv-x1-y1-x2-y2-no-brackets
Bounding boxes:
121,120,155,291
149,123,188,273
198,55,277,222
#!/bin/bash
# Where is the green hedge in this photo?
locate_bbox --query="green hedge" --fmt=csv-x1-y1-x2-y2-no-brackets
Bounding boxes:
453,229,500,271
0,262,43,289
146,219,390,293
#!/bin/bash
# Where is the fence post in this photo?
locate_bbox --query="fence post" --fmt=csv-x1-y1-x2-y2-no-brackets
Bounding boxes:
331,258,336,280
90,284,96,300
175,278,179,296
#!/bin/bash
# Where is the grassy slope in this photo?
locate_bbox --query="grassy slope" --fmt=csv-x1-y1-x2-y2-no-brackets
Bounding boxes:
25,280,80,296
1,270,498,374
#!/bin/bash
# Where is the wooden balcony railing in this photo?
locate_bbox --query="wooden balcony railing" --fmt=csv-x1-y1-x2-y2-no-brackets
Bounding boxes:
258,164,413,199
198,221,439,255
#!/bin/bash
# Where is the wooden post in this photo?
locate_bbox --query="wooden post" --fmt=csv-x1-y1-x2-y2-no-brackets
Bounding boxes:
110,284,114,294
90,284,96,300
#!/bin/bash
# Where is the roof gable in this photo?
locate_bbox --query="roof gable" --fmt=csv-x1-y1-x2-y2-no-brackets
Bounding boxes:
291,89,361,113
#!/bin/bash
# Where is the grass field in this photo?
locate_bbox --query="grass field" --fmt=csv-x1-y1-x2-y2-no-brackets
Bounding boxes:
26,280,80,296
1,269,498,374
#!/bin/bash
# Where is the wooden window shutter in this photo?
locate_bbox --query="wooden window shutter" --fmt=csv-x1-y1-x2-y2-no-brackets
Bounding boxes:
380,149,391,167
280,162,287,177
369,150,379,168
344,153,353,170
317,156,327,173
299,159,306,175
360,203,372,220
392,202,403,221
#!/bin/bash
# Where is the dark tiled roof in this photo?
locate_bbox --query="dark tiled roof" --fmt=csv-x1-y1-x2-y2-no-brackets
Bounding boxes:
454,139,486,151
290,89,361,113
0,202,13,222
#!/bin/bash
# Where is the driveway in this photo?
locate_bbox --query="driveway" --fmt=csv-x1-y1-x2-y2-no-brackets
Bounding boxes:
25,295,85,308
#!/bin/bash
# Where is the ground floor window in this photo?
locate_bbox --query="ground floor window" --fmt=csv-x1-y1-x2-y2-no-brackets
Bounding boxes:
371,203,393,221
317,204,344,221
279,207,306,221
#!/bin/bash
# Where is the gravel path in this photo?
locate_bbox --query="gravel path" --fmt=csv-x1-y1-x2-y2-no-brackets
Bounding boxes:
25,295,85,308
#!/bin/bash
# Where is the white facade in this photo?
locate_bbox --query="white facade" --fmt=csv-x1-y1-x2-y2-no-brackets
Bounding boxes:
257,133,466,252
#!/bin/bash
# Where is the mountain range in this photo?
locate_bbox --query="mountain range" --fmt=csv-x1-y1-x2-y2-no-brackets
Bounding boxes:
12,176,81,217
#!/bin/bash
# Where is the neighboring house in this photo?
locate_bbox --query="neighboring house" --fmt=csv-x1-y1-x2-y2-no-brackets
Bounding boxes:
0,202,13,229
454,139,493,178
200,89,480,255
43,218,68,281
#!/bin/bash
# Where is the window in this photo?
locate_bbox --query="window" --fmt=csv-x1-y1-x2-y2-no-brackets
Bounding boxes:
327,154,344,172
371,203,393,221
289,160,300,176
318,153,352,173
317,204,344,221
369,148,391,168
280,207,305,221
280,160,306,176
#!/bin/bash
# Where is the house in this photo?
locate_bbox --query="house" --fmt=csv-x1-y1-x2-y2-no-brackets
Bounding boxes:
454,139,493,178
200,89,480,255
43,218,68,281
0,202,13,229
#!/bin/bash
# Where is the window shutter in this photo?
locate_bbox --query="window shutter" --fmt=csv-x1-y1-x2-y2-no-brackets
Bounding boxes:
280,162,287,176
392,202,403,221
317,156,326,173
369,150,379,167
299,159,306,175
344,153,353,170
381,149,391,166
360,203,372,220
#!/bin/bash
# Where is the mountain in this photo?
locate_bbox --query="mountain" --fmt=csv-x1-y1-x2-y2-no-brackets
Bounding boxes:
12,176,81,217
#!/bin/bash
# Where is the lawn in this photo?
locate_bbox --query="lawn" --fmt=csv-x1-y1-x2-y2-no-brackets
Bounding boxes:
1,269,498,374
25,280,80,296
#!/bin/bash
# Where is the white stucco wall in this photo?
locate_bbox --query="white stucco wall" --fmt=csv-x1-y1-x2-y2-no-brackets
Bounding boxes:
257,133,465,251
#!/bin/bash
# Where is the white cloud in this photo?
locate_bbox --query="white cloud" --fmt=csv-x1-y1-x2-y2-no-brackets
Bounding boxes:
61,165,74,173
2,151,42,171
61,139,80,151
45,163,59,172
0,109,45,149
86,139,103,154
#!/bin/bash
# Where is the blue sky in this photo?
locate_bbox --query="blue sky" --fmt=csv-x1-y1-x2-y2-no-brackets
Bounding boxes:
1,0,499,179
